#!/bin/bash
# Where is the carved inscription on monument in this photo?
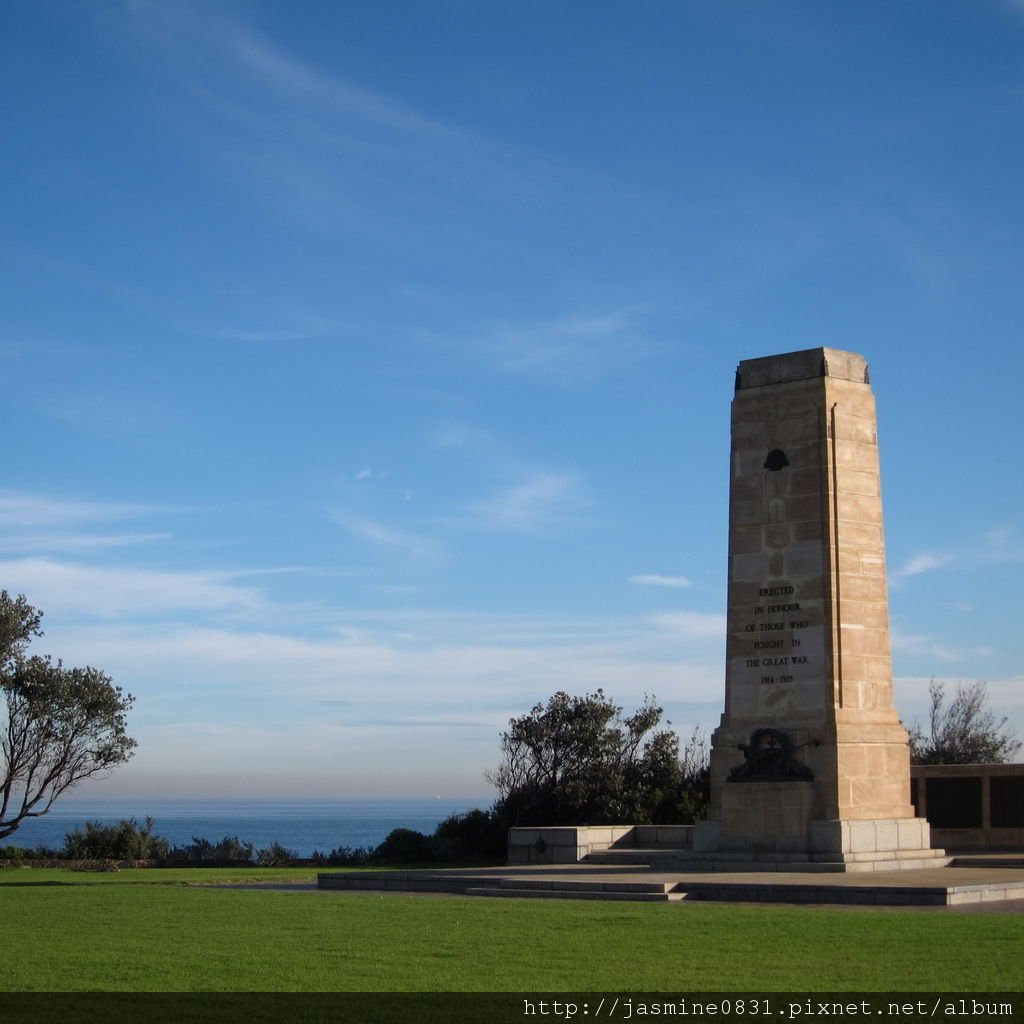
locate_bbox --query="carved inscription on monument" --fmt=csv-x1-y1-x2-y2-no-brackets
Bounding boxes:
740,583,813,685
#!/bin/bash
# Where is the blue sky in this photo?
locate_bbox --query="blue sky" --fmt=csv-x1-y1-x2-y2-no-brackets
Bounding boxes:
3,1,1022,800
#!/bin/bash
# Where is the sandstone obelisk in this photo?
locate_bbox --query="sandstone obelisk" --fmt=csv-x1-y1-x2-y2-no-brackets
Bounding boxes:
694,348,944,871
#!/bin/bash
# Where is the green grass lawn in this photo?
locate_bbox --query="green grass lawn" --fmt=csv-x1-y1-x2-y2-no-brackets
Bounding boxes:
1,867,1020,991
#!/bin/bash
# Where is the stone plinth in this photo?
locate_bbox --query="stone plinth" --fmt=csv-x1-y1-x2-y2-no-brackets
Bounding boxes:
695,347,941,871
507,825,696,865
507,826,635,865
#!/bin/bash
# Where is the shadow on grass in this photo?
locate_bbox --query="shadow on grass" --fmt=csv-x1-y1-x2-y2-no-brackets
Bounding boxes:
0,879,85,887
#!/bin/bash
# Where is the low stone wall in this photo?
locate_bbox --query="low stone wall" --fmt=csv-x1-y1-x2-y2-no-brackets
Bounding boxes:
507,826,632,865
507,825,694,865
507,765,1024,863
911,763,1024,849
632,825,695,847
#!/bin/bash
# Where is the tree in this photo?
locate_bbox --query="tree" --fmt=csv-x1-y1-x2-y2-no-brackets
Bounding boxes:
1,591,136,840
487,689,709,827
908,679,1020,765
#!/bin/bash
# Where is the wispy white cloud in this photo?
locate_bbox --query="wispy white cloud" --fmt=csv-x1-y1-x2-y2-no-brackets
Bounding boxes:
117,2,544,253
892,526,1024,583
456,472,588,535
229,29,465,143
492,313,642,373
891,628,993,664
426,424,592,536
0,492,156,529
428,421,499,454
0,558,271,620
54,609,726,711
0,492,169,556
341,716,496,730
974,525,1024,566
0,532,172,555
351,467,397,491
332,512,445,563
983,525,1015,546
630,574,692,589
432,311,660,381
647,611,728,640
893,550,955,579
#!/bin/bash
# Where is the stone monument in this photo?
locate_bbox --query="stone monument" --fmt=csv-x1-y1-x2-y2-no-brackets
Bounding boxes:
694,348,945,871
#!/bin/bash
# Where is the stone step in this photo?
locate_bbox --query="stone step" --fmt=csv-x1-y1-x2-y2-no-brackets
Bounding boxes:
616,842,694,850
950,855,1024,868
499,877,679,893
584,848,686,866
675,859,848,873
317,867,1024,906
587,847,952,873
465,886,686,902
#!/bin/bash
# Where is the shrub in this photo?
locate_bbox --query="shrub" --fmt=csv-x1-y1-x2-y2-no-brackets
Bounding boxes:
310,846,375,866
21,844,58,859
431,808,505,861
62,817,169,860
256,841,298,866
69,859,120,872
169,835,255,863
373,827,434,863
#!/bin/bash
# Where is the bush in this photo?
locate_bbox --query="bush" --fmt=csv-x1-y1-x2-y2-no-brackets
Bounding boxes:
62,817,169,860
373,827,435,863
18,843,58,859
169,835,255,863
431,808,505,861
256,841,298,866
0,844,26,860
69,859,121,872
310,845,375,866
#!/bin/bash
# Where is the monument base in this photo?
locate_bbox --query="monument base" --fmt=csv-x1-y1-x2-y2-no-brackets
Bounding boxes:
692,815,947,872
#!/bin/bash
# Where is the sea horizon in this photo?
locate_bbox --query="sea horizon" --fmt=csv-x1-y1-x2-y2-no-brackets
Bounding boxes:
2,795,494,858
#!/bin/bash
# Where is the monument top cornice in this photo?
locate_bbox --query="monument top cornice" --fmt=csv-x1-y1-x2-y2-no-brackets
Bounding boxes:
735,347,869,391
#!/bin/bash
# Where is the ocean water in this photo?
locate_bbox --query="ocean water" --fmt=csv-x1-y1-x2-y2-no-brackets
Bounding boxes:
1,797,490,858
